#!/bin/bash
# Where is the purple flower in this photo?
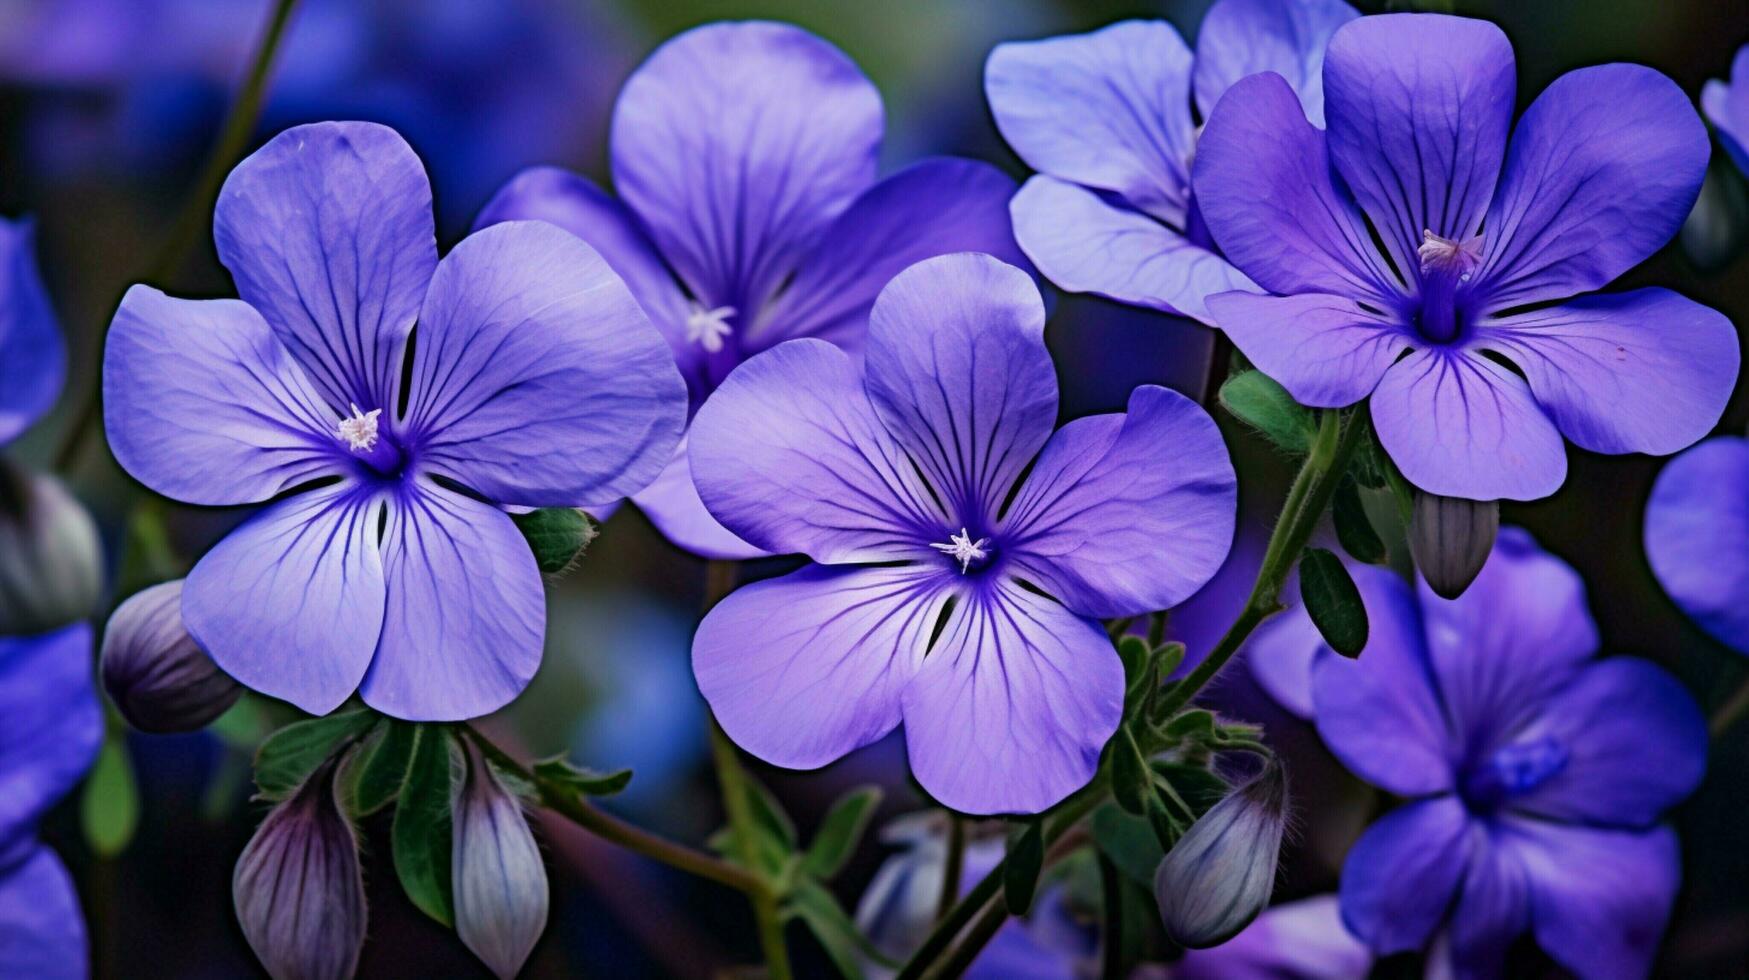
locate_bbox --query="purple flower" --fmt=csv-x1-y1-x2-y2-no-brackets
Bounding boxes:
1174,895,1372,979
1645,436,1749,654
0,624,103,979
102,121,687,721
477,21,1030,559
1193,12,1738,501
1305,528,1704,977
689,253,1235,815
855,817,1095,979
0,216,63,448
1704,44,1749,177
984,0,1358,325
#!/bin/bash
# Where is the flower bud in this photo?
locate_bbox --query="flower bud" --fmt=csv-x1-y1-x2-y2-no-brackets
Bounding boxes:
453,741,547,979
0,464,101,635
1154,761,1287,949
1408,491,1498,599
233,762,367,980
101,580,241,733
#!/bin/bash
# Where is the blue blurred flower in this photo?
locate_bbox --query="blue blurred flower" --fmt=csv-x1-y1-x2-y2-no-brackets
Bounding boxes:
1305,528,1705,977
1704,44,1749,177
0,217,63,448
0,0,634,227
0,624,103,979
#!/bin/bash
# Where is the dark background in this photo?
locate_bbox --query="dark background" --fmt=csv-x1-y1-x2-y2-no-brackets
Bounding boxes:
5,0,1749,976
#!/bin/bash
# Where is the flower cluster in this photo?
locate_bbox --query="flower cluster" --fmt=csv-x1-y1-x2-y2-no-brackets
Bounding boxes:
7,2,1743,978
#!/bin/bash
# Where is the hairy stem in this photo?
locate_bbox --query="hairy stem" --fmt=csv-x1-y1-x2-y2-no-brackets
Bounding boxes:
702,560,794,980
54,0,302,471
461,726,761,893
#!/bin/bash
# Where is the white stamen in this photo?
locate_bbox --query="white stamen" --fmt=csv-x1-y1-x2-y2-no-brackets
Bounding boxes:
337,402,382,452
1417,229,1483,278
931,528,991,574
685,303,736,353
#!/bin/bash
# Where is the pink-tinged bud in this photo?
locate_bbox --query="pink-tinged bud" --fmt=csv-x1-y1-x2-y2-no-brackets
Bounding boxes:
1409,491,1499,599
1154,761,1288,949
453,741,547,979
0,464,100,635
101,580,241,733
233,762,367,980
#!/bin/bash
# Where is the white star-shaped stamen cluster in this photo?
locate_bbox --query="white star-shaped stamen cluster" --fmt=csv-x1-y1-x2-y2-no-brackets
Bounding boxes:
931,528,991,574
337,402,383,452
685,303,736,353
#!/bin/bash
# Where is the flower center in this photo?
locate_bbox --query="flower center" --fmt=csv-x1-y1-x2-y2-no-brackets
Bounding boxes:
336,402,403,476
931,528,992,574
1412,229,1483,344
1461,735,1568,811
337,402,382,451
685,303,736,354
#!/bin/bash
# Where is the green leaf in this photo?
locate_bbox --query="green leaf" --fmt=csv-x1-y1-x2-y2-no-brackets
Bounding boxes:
749,776,799,851
1154,642,1185,678
253,710,379,799
1091,804,1164,886
788,880,897,979
1115,635,1150,683
712,774,799,879
1333,477,1387,564
1004,820,1044,915
512,507,596,574
392,725,456,927
1219,371,1314,453
532,756,633,797
81,735,139,857
1110,726,1150,815
1299,548,1369,657
344,720,418,816
802,786,882,881
1162,708,1216,742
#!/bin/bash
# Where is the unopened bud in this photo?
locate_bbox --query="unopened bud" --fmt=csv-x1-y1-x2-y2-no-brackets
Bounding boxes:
233,762,367,980
101,580,241,733
0,464,101,635
453,741,548,979
1155,761,1287,948
1409,491,1498,599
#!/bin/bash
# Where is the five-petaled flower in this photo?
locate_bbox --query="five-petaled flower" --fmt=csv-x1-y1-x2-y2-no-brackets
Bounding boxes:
689,253,1236,814
1193,12,1739,501
477,20,1030,559
985,0,1359,325
103,121,687,720
1293,529,1704,977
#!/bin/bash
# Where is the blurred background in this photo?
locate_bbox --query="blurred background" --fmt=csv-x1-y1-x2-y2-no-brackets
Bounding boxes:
4,0,1749,976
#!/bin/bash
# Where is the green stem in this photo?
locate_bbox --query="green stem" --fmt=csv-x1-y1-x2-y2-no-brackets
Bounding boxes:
1097,852,1123,980
461,726,760,894
54,0,302,472
935,814,966,923
900,409,1371,979
1709,671,1749,737
701,560,793,980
